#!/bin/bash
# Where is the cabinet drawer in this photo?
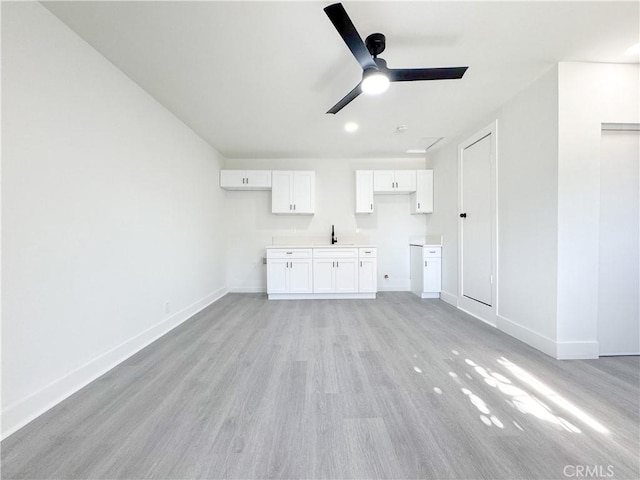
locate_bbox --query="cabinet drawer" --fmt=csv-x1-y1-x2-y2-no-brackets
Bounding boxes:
313,248,358,259
358,248,377,258
423,247,441,258
267,248,312,259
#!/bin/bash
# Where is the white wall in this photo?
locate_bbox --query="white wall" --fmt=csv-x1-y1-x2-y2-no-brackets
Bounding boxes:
494,67,559,344
1,2,227,438
557,62,639,358
425,143,458,302
224,158,428,292
427,66,560,354
427,62,639,359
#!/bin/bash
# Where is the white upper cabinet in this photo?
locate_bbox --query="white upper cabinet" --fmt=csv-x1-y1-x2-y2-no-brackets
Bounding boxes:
410,169,434,214
373,170,417,193
355,170,374,214
271,171,315,214
220,170,271,190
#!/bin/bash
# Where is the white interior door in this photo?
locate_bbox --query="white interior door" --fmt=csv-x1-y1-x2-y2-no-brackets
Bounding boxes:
598,128,640,355
461,134,493,306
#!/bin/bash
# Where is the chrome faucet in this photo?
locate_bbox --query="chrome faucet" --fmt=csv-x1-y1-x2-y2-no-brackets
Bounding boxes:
331,225,337,244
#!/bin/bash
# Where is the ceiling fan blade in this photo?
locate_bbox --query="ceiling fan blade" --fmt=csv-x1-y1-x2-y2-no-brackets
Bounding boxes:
324,3,377,71
389,66,468,82
327,83,362,114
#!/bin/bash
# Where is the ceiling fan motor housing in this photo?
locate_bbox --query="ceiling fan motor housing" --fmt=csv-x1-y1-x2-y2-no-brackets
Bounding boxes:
365,33,386,57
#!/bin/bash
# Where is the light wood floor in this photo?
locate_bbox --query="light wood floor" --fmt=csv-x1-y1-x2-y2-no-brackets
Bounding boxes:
2,293,639,479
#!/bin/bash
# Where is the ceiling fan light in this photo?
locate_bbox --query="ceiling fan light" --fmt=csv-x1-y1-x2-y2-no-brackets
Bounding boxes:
361,69,390,95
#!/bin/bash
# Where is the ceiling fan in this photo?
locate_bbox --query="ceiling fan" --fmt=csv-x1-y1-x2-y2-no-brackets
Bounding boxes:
324,3,469,114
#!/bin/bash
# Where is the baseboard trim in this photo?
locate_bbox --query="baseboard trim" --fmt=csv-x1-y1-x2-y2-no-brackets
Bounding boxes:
556,340,599,360
378,284,410,292
228,287,265,293
1,287,228,440
268,292,376,300
458,306,496,327
440,290,458,307
599,351,640,357
496,314,557,358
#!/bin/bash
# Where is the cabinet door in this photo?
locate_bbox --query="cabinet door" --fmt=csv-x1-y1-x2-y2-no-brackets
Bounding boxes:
373,171,396,193
395,170,417,193
245,170,272,189
290,259,313,293
267,259,289,294
271,171,293,213
334,258,359,293
220,170,246,189
355,170,374,213
359,258,377,293
313,259,334,293
411,170,434,214
292,171,315,214
424,257,442,293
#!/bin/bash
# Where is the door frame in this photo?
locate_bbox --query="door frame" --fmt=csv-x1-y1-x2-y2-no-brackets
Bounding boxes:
458,120,498,326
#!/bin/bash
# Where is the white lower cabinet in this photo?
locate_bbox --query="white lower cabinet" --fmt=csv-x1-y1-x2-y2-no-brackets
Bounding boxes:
410,245,442,298
266,249,313,294
313,248,359,293
358,248,377,293
267,246,376,299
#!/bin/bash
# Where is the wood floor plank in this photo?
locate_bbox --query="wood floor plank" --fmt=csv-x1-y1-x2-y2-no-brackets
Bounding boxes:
2,292,638,479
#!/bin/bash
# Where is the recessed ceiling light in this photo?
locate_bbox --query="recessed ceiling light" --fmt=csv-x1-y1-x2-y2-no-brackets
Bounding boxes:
396,125,409,134
344,122,359,133
625,43,640,56
406,149,426,154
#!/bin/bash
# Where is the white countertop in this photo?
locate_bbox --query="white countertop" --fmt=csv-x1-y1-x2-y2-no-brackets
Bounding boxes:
410,243,443,247
266,244,376,249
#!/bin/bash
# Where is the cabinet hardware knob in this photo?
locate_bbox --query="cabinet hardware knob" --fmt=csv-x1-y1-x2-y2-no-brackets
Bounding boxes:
337,261,339,267
246,177,249,184
418,202,420,209
294,204,296,210
370,203,373,211
425,260,427,267
332,261,335,268
460,213,467,218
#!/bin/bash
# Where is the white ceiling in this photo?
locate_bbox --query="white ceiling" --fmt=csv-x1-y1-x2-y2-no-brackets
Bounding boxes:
44,1,639,159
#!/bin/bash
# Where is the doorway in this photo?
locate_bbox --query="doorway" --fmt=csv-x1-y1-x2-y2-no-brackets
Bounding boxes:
458,121,497,325
598,125,639,355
